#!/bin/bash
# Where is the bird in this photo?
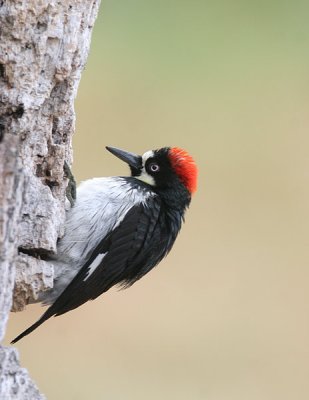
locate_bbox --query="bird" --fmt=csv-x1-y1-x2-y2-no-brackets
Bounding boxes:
11,146,198,343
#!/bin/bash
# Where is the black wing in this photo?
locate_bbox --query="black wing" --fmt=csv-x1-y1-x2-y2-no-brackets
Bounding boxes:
11,196,173,343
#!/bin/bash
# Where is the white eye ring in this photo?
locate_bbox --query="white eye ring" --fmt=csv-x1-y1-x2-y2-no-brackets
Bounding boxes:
149,163,160,172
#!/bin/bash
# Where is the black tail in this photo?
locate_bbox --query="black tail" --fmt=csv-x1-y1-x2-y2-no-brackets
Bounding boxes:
11,308,54,344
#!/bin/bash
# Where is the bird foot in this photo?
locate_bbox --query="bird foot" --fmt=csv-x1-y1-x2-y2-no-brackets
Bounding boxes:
63,161,76,207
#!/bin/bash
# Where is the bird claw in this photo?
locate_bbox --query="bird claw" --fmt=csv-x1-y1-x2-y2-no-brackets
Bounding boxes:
63,161,76,207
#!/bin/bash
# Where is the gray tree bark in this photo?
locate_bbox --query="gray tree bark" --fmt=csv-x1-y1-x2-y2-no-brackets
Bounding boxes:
0,1,101,398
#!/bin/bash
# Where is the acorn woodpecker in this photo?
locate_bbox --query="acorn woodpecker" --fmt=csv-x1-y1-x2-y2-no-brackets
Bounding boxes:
11,146,198,343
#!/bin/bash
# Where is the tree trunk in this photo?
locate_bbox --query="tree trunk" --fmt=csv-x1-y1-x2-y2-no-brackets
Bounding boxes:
0,1,101,398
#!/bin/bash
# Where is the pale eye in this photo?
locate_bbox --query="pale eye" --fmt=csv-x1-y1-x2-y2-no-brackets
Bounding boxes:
149,163,160,173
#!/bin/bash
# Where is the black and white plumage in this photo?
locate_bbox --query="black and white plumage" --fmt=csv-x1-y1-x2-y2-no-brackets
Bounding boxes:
12,146,198,343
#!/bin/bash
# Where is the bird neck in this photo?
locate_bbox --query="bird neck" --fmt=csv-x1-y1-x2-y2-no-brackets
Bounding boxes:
125,176,191,215
156,181,191,215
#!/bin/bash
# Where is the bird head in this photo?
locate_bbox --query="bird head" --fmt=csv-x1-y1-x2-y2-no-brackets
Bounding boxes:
106,146,198,195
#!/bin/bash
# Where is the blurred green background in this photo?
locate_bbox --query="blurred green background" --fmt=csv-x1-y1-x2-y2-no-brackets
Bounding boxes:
6,1,309,399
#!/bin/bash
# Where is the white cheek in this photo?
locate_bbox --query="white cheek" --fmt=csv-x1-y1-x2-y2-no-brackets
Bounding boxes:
137,170,155,186
139,150,156,186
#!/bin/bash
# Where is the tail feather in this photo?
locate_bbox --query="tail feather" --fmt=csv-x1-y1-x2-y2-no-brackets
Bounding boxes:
11,309,54,344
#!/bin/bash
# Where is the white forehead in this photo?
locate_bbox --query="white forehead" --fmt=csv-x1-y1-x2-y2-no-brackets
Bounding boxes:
142,150,154,165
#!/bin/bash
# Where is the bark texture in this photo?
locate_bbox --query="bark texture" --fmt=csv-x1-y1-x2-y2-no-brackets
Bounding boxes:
0,0,101,397
0,347,44,400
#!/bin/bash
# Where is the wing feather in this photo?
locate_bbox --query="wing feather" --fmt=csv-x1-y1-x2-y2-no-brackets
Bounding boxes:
11,197,166,343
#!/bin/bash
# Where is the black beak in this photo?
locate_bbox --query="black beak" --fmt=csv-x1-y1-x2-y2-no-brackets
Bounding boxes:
106,146,142,170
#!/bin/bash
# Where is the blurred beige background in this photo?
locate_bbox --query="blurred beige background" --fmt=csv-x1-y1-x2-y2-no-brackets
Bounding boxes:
5,1,309,399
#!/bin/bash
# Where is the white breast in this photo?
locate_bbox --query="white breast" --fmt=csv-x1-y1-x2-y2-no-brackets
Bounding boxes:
57,177,152,266
40,177,154,303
